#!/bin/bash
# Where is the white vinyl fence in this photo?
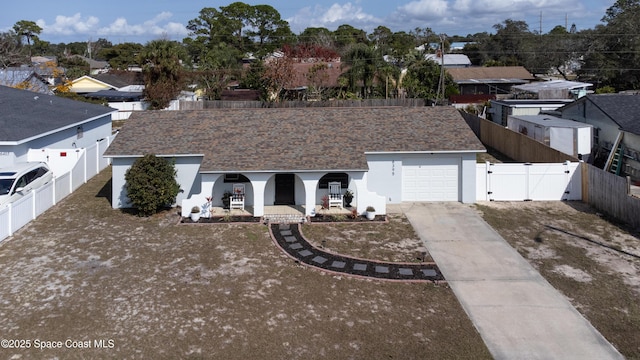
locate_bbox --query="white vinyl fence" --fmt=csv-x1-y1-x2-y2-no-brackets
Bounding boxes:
477,161,582,201
0,135,115,243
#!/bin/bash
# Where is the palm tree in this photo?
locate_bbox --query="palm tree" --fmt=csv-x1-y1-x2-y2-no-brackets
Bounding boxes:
139,40,187,109
340,43,381,98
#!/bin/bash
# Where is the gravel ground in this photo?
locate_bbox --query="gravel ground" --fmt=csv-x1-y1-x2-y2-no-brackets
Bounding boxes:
0,169,490,359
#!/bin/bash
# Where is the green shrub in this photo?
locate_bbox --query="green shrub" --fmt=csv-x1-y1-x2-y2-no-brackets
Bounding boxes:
125,154,180,216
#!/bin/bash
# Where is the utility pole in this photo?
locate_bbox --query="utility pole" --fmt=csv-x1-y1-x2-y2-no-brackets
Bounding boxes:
539,12,543,35
436,33,446,105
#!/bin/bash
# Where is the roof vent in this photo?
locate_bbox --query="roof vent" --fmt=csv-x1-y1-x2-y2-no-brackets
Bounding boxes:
34,96,39,100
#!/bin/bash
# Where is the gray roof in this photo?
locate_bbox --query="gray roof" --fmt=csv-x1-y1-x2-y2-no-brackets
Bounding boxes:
0,85,116,143
0,68,51,94
512,80,592,93
104,107,485,172
93,72,144,89
584,94,640,135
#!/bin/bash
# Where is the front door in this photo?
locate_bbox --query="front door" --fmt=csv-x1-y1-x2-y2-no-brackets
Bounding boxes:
274,174,295,205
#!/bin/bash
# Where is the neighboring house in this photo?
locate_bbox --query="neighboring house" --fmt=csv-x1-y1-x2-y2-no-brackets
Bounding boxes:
447,66,535,98
511,80,592,100
69,55,109,74
69,75,115,94
69,71,145,94
92,72,144,92
489,99,575,126
104,107,485,217
0,85,116,168
285,61,344,100
424,54,472,68
0,67,52,95
558,94,640,181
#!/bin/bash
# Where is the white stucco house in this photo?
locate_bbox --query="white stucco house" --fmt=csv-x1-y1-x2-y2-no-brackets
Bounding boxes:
103,106,486,217
0,85,116,168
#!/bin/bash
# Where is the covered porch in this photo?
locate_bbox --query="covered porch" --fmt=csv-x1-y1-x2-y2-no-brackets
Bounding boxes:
198,204,353,220
181,171,386,218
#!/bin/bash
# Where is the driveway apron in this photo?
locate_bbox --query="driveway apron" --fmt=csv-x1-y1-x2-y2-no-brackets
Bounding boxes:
401,202,623,360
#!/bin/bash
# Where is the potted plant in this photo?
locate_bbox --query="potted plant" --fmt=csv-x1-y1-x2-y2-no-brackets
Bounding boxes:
366,206,375,220
190,206,201,222
321,195,329,210
344,189,354,207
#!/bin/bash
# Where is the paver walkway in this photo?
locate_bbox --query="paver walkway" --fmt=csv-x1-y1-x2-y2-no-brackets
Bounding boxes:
269,223,444,282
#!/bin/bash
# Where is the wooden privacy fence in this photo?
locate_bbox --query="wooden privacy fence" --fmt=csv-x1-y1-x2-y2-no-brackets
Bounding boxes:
460,111,578,163
582,163,640,230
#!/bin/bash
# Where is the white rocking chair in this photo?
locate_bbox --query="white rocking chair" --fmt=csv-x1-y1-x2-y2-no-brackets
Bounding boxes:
229,183,245,210
328,181,343,208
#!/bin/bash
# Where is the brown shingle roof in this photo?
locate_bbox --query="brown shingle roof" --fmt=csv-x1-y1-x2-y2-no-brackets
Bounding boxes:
447,66,534,82
104,107,485,172
288,61,343,88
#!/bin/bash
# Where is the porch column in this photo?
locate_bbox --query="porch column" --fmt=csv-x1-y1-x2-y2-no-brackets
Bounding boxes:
247,174,270,217
181,173,219,217
298,173,321,216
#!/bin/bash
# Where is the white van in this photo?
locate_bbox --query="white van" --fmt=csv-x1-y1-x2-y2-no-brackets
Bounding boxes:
0,162,53,207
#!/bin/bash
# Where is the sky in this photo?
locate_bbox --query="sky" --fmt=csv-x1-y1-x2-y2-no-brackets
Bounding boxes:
1,0,616,45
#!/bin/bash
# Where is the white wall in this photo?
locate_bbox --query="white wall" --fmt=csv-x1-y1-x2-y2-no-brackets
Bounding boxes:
366,152,478,204
110,155,202,209
366,154,403,203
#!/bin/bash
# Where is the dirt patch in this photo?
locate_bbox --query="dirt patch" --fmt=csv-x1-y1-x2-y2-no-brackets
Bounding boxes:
0,169,490,359
475,201,640,358
302,214,430,263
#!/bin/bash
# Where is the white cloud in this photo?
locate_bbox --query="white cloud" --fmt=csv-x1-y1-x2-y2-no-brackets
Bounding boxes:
320,3,378,23
388,0,585,35
288,3,381,32
97,12,188,39
34,11,187,42
37,13,100,36
399,0,450,20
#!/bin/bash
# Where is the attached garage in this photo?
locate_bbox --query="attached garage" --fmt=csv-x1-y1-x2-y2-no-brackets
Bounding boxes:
402,157,461,201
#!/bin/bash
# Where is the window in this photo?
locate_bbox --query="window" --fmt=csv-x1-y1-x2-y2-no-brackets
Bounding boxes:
319,173,348,189
77,125,84,139
223,174,250,183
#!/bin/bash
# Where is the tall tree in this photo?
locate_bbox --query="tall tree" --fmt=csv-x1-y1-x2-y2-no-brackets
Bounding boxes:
12,20,42,57
581,0,640,90
340,43,380,98
219,2,254,52
191,43,243,100
298,27,335,48
262,56,294,102
333,24,368,51
490,19,533,66
98,42,144,70
403,59,455,100
246,4,293,56
0,31,28,67
140,40,187,109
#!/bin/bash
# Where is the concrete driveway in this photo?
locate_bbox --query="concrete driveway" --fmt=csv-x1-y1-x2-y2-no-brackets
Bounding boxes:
396,202,623,360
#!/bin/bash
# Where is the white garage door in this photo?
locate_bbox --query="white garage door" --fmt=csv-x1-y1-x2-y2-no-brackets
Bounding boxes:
402,158,460,201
